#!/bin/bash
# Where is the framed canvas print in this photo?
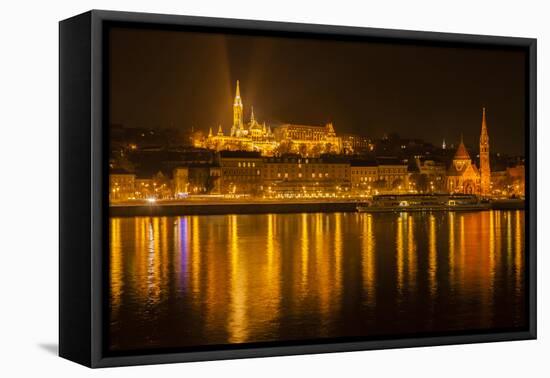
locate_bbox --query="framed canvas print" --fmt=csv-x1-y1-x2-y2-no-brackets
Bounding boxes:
59,10,537,368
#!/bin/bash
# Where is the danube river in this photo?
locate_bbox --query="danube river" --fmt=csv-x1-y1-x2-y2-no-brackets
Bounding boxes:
109,210,526,352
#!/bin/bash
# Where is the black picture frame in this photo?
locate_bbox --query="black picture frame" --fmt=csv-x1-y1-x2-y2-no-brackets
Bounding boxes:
59,9,537,368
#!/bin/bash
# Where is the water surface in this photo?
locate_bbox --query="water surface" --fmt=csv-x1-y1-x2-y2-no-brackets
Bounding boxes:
109,210,526,352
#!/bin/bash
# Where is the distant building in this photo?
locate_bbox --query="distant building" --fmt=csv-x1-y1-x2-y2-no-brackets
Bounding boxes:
350,160,378,192
262,155,350,197
219,150,263,194
376,158,409,192
340,133,372,154
110,169,136,201
134,178,153,199
507,164,525,196
173,167,189,196
273,123,342,155
413,157,447,192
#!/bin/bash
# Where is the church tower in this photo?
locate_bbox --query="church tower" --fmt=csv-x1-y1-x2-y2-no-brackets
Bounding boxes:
232,80,244,136
479,107,491,196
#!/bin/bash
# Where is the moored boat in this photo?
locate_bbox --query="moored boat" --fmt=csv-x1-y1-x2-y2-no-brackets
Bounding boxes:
357,194,491,213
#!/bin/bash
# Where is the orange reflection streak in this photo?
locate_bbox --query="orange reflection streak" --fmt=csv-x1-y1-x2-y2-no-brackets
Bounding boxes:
333,213,343,309
265,214,281,327
428,215,437,297
515,211,523,292
173,217,183,293
160,217,169,300
362,214,376,307
191,216,201,294
315,214,331,335
407,215,417,294
134,217,148,301
459,215,465,286
110,218,123,313
448,212,456,291
506,212,513,277
228,215,248,343
396,215,404,297
147,217,161,305
300,213,309,297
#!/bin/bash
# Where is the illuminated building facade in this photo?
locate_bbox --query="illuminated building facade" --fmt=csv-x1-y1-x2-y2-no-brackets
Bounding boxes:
273,123,342,156
376,160,409,191
341,133,373,154
218,150,263,195
446,137,481,194
262,155,350,197
109,170,136,201
350,161,378,192
194,80,342,157
446,109,492,195
196,81,278,155
173,167,189,196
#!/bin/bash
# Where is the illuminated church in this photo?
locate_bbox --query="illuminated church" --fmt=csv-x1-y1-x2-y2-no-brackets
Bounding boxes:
446,108,491,195
194,80,342,156
196,81,278,155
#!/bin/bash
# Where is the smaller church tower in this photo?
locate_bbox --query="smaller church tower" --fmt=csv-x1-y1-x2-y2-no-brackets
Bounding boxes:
479,107,491,196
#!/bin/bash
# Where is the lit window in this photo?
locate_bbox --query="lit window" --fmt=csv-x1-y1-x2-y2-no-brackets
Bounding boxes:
238,162,241,167
298,173,302,178
312,173,316,178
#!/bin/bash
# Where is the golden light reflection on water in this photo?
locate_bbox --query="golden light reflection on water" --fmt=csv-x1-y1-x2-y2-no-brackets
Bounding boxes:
428,215,437,297
110,210,526,350
361,214,376,307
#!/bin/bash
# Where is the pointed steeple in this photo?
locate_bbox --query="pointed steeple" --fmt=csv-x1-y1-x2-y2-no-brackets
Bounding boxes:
480,107,489,142
250,106,255,123
217,124,223,136
233,80,243,130
208,127,213,137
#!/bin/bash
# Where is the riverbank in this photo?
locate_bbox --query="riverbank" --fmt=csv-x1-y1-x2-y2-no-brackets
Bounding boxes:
109,199,524,217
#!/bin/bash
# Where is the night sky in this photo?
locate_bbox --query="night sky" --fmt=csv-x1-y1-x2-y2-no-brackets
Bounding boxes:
109,26,527,155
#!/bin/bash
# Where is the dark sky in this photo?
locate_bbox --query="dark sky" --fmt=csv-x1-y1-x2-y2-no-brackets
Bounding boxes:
109,26,526,155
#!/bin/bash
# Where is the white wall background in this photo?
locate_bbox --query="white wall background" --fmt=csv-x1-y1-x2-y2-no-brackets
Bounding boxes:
0,0,547,376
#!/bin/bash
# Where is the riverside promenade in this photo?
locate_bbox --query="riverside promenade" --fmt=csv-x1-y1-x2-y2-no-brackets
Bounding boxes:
109,198,524,217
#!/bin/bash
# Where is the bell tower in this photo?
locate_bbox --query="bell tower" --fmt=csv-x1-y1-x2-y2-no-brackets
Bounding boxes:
479,107,491,196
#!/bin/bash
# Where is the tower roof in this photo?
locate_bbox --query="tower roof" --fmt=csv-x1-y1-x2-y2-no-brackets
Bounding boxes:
454,138,471,160
234,80,242,107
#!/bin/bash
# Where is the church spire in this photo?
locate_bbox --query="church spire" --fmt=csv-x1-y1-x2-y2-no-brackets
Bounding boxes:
217,124,223,136
250,106,255,123
233,80,244,131
481,107,489,140
479,107,491,196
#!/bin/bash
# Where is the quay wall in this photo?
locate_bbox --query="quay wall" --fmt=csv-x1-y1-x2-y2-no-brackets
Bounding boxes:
110,200,524,217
